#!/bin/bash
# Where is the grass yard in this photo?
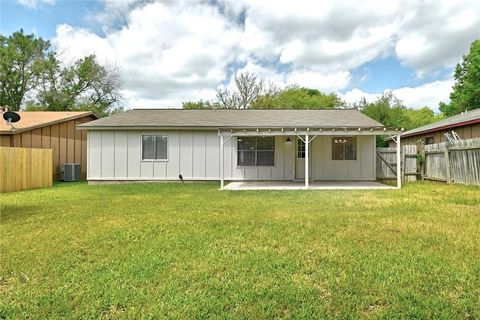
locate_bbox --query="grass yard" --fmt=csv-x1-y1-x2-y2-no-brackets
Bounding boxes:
1,182,479,319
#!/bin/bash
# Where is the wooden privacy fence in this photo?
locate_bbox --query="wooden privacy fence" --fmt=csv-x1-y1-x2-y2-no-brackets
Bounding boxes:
0,147,53,193
423,138,480,185
376,145,417,182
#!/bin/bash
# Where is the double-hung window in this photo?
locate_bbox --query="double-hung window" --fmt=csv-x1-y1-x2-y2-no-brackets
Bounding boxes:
332,137,356,160
142,135,168,160
297,138,305,158
237,136,275,166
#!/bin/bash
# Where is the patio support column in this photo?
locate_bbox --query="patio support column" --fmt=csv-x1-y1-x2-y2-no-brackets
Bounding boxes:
305,134,309,188
396,133,401,189
220,134,224,189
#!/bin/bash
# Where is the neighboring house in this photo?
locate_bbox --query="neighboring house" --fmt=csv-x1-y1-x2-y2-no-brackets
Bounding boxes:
0,111,99,180
78,109,402,188
387,108,480,147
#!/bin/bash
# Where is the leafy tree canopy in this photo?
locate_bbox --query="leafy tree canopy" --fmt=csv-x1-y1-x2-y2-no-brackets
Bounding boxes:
182,100,216,109
182,71,343,111
0,29,50,110
357,92,443,146
251,86,343,110
439,39,480,116
1,29,122,116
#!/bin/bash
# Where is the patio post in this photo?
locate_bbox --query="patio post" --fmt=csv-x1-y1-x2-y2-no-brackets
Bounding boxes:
396,133,401,189
220,134,224,189
305,134,309,188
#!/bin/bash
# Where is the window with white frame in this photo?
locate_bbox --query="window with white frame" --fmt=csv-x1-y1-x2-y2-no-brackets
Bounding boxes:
297,138,305,158
332,137,356,160
237,136,275,166
142,135,168,160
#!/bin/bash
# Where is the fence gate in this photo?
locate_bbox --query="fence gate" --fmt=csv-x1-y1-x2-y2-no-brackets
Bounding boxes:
376,145,417,182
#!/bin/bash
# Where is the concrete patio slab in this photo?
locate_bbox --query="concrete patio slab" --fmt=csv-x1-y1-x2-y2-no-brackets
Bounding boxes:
223,180,396,190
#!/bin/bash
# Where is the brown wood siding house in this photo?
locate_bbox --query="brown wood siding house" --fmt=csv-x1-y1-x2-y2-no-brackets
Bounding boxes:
388,109,480,147
0,111,98,180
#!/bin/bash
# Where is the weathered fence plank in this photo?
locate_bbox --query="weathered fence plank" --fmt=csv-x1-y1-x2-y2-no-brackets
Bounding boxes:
424,138,480,186
0,147,53,193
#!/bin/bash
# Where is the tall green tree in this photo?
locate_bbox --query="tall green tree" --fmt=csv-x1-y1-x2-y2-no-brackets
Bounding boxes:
29,54,122,116
1,29,122,116
439,39,480,116
0,29,50,110
359,92,442,146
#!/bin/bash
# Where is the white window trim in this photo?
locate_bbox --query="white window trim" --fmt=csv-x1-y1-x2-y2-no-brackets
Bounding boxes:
236,136,276,168
141,134,169,162
331,136,357,161
297,138,306,159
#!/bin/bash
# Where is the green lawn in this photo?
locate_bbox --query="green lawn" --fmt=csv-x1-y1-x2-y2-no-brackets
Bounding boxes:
1,182,479,319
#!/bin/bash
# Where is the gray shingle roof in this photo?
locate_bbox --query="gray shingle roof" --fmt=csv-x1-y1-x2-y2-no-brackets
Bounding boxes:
402,108,480,137
78,109,384,129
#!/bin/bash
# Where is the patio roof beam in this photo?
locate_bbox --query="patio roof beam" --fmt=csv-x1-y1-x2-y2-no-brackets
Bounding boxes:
305,133,309,188
296,134,318,144
219,130,400,136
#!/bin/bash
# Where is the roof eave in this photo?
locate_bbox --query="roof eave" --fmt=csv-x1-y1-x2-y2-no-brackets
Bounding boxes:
78,125,397,132
0,112,99,135
399,118,480,139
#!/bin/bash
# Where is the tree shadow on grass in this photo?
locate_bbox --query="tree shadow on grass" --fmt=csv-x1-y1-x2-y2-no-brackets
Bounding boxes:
0,204,42,224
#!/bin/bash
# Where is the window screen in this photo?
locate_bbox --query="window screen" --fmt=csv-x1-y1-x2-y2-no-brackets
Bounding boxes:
142,135,155,160
237,137,256,166
297,138,305,158
237,136,275,166
332,137,356,160
142,135,168,160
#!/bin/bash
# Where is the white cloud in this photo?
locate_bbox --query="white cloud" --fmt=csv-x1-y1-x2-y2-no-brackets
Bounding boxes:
342,80,455,110
229,63,351,93
342,89,380,105
52,1,242,107
233,0,480,74
286,70,351,92
16,0,55,9
394,0,480,76
50,0,479,108
85,0,141,31
393,80,455,109
237,0,400,71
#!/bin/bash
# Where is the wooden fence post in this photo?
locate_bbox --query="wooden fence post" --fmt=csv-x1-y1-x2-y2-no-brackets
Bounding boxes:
444,144,451,184
420,142,425,180
396,133,401,189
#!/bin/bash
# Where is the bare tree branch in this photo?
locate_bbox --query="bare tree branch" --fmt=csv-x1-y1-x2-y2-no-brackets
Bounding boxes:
215,71,265,109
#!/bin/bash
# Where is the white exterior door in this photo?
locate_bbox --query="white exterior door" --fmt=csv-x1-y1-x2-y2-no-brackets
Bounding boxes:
295,137,312,179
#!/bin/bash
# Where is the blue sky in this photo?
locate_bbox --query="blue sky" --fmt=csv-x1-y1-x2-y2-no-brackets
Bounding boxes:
1,0,479,109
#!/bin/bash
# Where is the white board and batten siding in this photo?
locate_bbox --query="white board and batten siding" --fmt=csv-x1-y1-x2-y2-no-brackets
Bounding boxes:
312,135,376,180
87,130,376,181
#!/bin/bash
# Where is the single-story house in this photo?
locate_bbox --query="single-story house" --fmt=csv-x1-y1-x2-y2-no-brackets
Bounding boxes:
387,108,480,147
0,111,99,180
78,109,402,189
